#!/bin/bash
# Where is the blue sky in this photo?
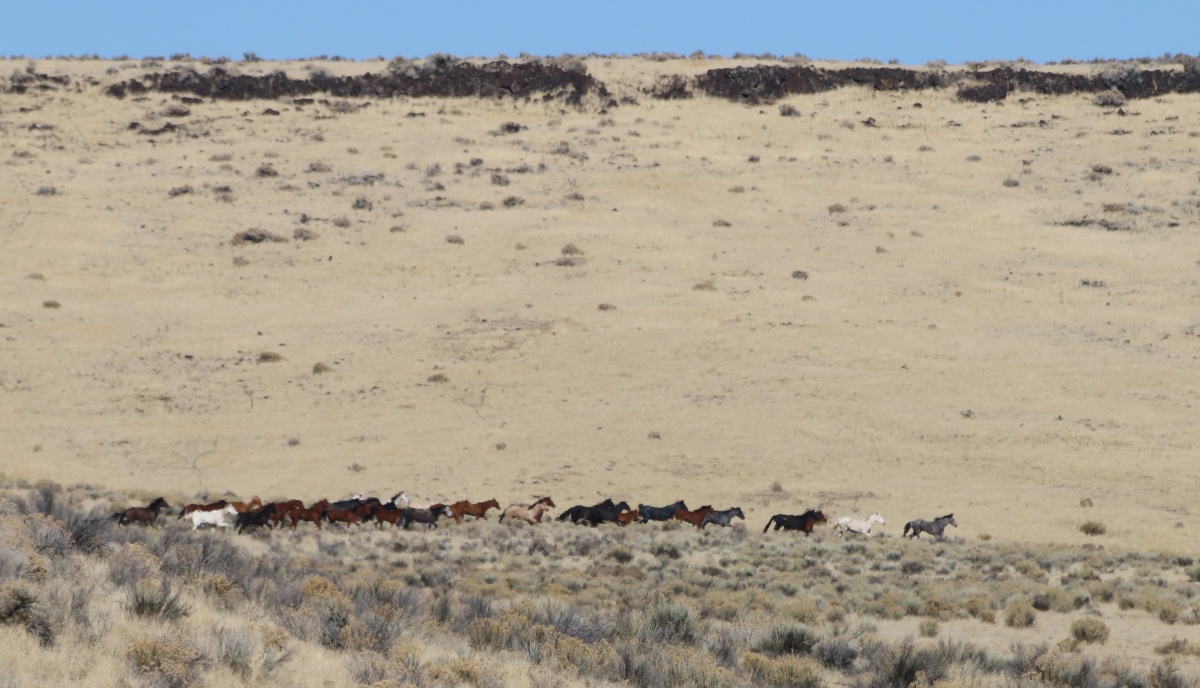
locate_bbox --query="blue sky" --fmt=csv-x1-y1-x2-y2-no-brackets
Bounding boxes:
3,1,1197,65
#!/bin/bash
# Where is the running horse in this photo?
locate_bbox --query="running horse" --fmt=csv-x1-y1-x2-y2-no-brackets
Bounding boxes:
637,500,688,523
673,505,715,528
288,500,330,529
177,499,227,520
112,497,170,526
445,498,501,525
229,496,263,514
903,513,958,540
699,507,745,529
499,502,553,525
835,513,886,537
763,510,827,535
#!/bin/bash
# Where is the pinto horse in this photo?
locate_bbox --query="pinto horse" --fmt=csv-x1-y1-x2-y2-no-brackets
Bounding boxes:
499,502,553,525
113,497,170,526
445,498,501,525
637,500,688,523
288,500,330,529
673,505,715,528
699,507,745,529
177,499,228,520
763,510,827,535
903,513,957,540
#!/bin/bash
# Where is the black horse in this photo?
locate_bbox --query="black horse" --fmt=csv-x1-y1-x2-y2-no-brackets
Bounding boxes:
581,500,631,527
903,513,958,539
763,510,827,535
699,507,744,529
558,499,614,524
637,500,688,523
235,503,277,533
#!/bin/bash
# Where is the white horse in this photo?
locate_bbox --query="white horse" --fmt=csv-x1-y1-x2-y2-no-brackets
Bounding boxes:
190,504,238,532
836,513,886,537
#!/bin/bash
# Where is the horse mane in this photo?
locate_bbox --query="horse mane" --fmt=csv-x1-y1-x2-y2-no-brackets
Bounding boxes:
935,513,954,521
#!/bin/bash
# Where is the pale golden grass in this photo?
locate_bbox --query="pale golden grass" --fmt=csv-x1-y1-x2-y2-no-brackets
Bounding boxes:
4,56,1200,684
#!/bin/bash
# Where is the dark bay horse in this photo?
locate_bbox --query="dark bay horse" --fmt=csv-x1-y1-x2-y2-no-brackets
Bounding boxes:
113,497,170,526
699,507,744,529
637,500,688,523
763,510,827,535
903,513,958,540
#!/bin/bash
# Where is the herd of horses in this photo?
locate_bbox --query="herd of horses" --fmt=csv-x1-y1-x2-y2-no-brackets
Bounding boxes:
112,493,960,541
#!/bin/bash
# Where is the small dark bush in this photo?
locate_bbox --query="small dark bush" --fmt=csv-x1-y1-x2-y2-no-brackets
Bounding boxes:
125,581,191,622
754,623,819,656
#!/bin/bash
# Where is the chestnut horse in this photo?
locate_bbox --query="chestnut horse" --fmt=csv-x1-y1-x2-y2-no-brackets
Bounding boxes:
673,505,715,528
617,509,641,525
113,497,170,526
288,500,330,529
230,496,263,514
445,498,501,525
176,499,227,520
370,503,405,529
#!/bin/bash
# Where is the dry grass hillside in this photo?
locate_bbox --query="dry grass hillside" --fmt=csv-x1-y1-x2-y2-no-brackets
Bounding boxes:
6,48,1200,686
3,55,1200,555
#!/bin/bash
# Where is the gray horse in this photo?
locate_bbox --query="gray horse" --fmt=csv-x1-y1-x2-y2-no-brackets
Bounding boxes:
902,513,958,539
699,507,745,529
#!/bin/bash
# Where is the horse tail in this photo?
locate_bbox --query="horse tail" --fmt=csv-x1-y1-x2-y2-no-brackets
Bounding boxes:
902,521,913,537
111,512,123,524
763,516,775,533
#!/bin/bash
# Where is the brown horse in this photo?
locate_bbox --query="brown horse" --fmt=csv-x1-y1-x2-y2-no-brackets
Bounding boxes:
445,498,501,525
370,503,405,529
230,496,263,514
266,500,304,529
113,497,170,526
617,509,641,525
673,505,716,528
288,500,330,529
176,499,228,520
326,503,374,528
499,502,553,525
